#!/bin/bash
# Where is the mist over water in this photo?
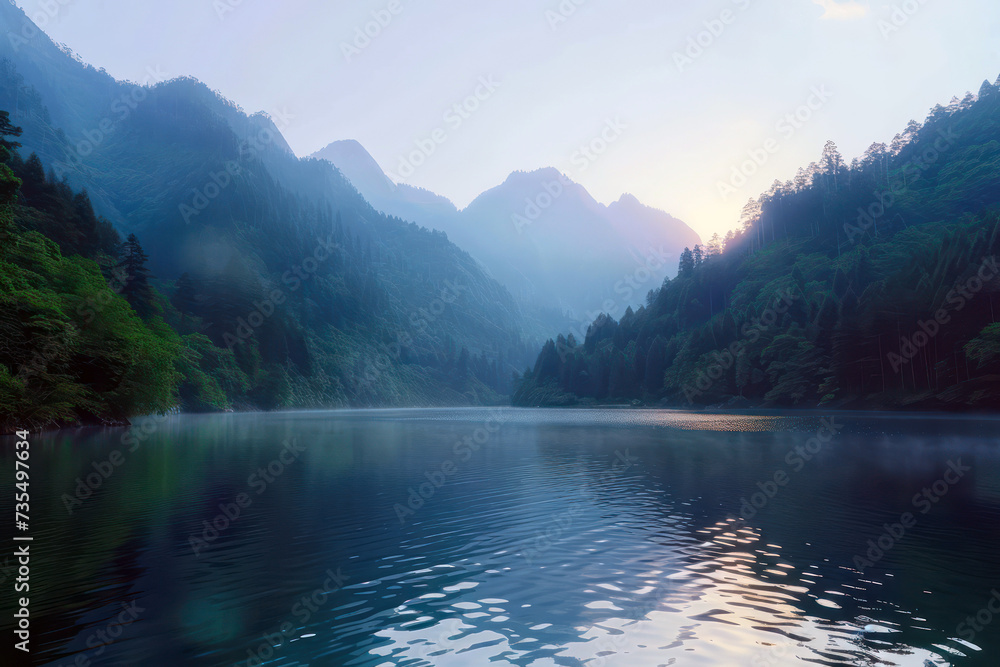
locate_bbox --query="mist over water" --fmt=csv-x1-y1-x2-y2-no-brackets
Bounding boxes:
5,409,999,666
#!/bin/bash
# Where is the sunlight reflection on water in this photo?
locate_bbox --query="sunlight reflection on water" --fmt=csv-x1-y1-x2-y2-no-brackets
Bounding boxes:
8,408,999,666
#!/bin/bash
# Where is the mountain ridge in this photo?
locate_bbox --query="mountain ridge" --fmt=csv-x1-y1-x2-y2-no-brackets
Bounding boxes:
513,73,1000,411
310,140,702,326
0,4,541,427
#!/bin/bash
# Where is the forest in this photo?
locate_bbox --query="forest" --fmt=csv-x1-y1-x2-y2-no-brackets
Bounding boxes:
0,3,550,432
3,0,1000,429
514,75,1000,411
0,104,533,432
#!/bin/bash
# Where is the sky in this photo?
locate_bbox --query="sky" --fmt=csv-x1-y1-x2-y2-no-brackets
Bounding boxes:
15,0,1000,241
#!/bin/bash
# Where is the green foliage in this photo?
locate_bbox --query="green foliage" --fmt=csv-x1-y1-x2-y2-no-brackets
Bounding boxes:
0,49,542,428
516,79,1000,411
0,228,179,430
0,49,539,422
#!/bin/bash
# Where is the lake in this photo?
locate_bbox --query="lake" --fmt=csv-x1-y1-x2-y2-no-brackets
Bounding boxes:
3,408,1000,666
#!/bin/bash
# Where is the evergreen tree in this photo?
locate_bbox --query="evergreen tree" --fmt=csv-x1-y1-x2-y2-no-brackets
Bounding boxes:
117,234,156,318
515,78,1000,410
678,247,695,277
0,111,21,247
707,233,723,256
643,336,667,395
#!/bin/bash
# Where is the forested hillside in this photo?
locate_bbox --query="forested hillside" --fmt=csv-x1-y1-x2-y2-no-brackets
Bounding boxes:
0,114,532,432
314,139,702,327
515,75,1000,411
0,2,538,432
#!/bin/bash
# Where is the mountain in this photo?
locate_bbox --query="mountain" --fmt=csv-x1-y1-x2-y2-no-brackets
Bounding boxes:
457,168,672,320
0,3,539,429
315,140,398,203
310,142,701,327
514,76,1000,411
605,193,701,258
312,140,459,227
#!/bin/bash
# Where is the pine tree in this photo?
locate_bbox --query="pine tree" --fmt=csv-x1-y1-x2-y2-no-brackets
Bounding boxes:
0,111,21,159
117,234,156,318
820,140,846,191
0,110,22,248
678,248,695,277
707,233,723,256
643,336,667,395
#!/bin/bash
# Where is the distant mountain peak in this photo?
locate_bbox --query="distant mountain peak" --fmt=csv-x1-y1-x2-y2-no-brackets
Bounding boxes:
306,141,700,319
246,112,294,155
329,138,364,149
502,166,568,185
609,192,675,216
319,138,376,160
314,139,386,170
312,140,397,198
310,139,459,219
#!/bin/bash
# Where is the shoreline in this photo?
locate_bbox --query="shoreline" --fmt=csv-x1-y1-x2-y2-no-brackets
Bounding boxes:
8,402,1000,437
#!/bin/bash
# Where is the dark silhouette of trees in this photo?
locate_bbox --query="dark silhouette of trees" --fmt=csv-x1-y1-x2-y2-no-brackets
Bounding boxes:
117,234,156,318
515,76,1000,410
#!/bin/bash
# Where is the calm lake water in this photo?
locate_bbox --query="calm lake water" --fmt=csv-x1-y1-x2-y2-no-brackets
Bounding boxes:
3,408,1000,666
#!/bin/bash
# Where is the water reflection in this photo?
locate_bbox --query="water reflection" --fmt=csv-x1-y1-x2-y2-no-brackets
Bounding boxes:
1,409,998,666
360,515,950,666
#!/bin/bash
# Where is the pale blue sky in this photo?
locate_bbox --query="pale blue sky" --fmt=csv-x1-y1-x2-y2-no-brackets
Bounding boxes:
16,0,1000,239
